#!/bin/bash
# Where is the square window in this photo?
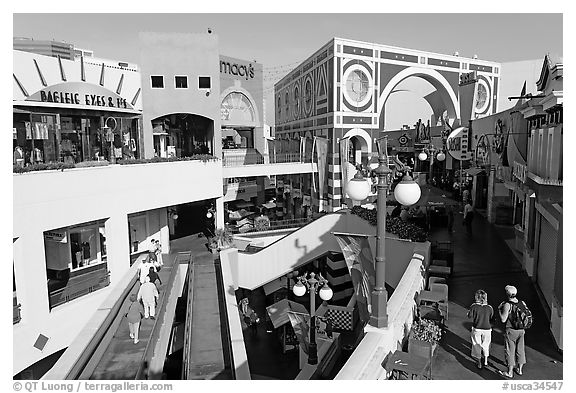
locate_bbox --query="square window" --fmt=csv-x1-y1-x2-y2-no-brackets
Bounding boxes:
199,76,211,89
175,76,188,89
151,76,164,88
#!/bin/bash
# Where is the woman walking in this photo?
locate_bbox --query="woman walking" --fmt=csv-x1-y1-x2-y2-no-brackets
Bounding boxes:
125,294,144,344
467,289,494,369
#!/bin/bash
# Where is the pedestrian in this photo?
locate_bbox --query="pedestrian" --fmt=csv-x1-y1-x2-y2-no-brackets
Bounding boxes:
463,201,474,235
139,253,157,284
148,266,162,289
453,181,460,201
467,289,493,369
498,285,528,378
462,188,470,206
125,293,144,344
137,276,159,319
154,240,164,268
446,205,455,233
399,206,409,222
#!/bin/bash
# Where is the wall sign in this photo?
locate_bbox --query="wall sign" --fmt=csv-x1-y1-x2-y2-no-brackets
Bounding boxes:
44,230,67,243
220,60,255,80
26,82,134,110
446,127,473,161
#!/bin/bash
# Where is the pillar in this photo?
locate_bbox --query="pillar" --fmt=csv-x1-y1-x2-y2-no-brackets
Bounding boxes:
215,197,225,229
159,207,170,254
105,213,131,284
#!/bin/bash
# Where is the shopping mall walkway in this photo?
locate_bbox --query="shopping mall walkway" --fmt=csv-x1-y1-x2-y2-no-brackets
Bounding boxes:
429,211,563,380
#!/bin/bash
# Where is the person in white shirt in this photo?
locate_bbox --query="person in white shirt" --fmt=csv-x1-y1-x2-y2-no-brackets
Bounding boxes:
463,202,474,235
137,276,159,319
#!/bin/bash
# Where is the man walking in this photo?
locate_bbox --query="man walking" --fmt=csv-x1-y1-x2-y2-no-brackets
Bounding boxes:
137,276,159,319
463,201,474,236
498,285,527,378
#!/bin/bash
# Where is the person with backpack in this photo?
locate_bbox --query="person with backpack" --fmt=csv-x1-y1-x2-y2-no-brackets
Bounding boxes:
498,285,532,378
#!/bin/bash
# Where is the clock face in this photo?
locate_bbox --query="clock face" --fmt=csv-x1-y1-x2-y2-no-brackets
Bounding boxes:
346,70,369,103
475,80,490,113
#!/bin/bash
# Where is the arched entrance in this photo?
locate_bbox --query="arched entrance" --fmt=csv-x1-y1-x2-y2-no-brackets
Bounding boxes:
378,67,460,127
151,113,214,158
343,128,372,167
220,90,259,149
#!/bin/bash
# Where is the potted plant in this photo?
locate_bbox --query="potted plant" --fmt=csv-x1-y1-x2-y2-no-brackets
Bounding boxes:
408,317,443,359
214,228,233,250
208,239,219,254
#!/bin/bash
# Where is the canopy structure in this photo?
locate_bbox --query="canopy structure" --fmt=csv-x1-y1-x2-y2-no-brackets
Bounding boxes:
388,184,459,207
266,298,308,328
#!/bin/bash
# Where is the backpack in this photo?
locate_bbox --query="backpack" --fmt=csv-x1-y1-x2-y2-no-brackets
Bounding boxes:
508,300,533,329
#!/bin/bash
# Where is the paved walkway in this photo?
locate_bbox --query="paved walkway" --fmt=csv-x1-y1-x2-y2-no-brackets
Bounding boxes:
429,212,563,380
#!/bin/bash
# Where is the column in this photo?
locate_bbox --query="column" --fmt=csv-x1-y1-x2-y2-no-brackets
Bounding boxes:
105,213,131,284
215,197,225,229
159,207,170,254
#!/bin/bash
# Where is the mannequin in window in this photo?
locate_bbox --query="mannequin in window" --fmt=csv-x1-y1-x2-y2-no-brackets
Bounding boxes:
13,146,24,167
81,241,91,266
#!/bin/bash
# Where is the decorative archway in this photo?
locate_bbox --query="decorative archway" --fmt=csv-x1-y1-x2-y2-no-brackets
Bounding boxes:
378,67,460,123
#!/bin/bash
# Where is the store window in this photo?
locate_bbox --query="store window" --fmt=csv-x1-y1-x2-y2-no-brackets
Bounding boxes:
199,76,211,89
44,220,109,310
151,75,164,88
175,76,188,89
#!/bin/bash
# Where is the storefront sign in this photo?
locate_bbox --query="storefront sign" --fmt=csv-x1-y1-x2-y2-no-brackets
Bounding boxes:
26,82,134,110
44,230,67,243
446,127,473,161
220,60,255,80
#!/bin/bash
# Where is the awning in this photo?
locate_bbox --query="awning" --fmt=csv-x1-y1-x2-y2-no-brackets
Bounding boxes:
389,184,459,207
262,202,276,209
263,277,288,296
233,201,255,209
465,168,486,176
266,299,308,328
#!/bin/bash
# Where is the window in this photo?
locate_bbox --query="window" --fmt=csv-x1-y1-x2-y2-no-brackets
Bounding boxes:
285,92,289,118
346,70,369,103
277,97,282,118
151,76,164,88
199,76,211,89
44,220,110,309
175,76,188,89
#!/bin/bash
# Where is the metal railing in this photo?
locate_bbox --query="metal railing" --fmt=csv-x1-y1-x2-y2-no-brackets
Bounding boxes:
230,217,313,234
222,152,313,167
48,268,111,310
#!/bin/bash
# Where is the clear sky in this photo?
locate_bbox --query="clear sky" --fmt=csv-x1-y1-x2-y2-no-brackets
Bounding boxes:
11,11,563,126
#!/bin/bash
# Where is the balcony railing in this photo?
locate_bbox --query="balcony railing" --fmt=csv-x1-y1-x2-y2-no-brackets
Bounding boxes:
230,217,313,234
222,152,313,167
48,266,111,310
13,295,21,324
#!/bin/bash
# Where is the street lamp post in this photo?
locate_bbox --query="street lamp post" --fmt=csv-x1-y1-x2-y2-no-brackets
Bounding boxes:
292,272,333,365
347,136,421,328
418,145,446,183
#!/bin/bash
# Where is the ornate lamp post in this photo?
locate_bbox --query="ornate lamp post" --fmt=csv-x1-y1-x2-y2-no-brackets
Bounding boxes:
292,272,333,365
418,145,446,183
346,136,421,328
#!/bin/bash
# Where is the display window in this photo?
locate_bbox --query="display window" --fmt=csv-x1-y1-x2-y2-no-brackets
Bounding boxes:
44,220,109,309
13,111,141,166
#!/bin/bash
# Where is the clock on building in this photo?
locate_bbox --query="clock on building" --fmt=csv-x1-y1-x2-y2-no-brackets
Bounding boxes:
346,69,369,103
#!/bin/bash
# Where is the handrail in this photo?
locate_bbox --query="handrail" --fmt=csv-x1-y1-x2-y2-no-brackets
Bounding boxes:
181,253,196,379
222,152,312,167
137,251,191,379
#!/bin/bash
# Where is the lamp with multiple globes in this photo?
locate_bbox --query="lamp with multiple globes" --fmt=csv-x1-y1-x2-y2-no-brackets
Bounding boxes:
346,136,421,328
292,272,333,365
418,145,446,182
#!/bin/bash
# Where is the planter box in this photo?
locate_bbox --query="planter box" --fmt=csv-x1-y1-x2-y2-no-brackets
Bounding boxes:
408,333,437,360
